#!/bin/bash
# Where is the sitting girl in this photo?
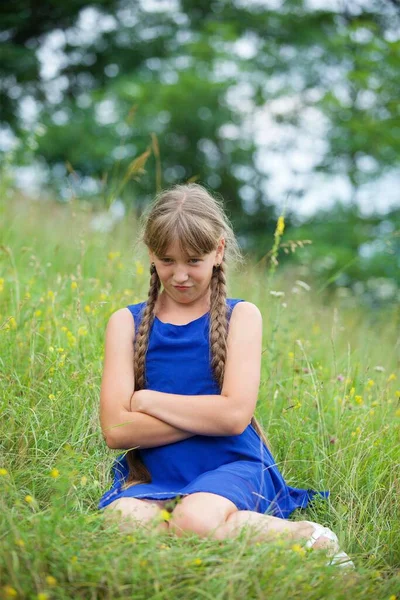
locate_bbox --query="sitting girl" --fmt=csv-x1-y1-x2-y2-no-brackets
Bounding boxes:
98,183,353,568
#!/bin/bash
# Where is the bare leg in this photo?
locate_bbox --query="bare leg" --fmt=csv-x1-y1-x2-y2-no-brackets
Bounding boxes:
102,497,170,535
211,511,335,550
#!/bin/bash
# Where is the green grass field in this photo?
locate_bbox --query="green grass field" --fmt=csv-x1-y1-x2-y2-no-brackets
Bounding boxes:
1,195,399,599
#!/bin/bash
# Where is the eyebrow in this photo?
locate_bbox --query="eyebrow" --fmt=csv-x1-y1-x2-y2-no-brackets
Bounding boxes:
159,252,203,259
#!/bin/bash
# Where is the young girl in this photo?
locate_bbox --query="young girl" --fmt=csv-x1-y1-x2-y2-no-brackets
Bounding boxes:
98,183,353,567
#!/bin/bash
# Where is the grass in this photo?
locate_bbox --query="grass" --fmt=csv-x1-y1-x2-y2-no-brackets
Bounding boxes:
1,193,399,599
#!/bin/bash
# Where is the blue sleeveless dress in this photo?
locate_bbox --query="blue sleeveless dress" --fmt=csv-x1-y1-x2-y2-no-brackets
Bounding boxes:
98,299,329,517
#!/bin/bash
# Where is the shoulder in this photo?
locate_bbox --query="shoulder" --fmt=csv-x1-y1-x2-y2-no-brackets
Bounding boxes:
230,301,262,324
227,301,262,340
106,307,136,339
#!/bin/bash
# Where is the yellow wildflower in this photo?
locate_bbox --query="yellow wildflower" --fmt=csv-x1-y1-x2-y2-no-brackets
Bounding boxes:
47,290,55,300
84,305,91,314
193,558,202,565
366,379,375,388
371,400,378,407
108,251,121,260
387,373,397,382
15,539,25,547
388,595,397,600
117,261,124,270
291,543,306,557
349,387,355,397
50,469,60,479
135,261,144,276
395,391,400,398
24,291,31,300
160,509,171,521
9,317,17,329
80,476,88,486
288,351,294,359
37,593,49,600
61,326,68,332
48,394,55,400
395,409,400,418
276,215,285,236
140,559,148,567
45,576,57,587
3,586,18,598
369,409,375,416
67,333,76,346
77,326,87,336
0,277,4,292
25,495,34,504
57,347,64,353
355,395,363,405
71,556,78,563
351,427,362,437
0,468,8,476
34,310,42,317
71,281,78,290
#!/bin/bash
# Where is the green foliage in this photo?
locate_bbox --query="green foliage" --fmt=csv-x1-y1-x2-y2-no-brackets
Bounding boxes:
1,0,400,249
1,194,400,598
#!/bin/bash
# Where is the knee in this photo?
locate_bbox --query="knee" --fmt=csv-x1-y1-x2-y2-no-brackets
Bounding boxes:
168,505,223,539
103,498,168,533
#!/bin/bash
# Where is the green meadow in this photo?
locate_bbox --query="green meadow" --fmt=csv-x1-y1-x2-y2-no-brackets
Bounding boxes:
1,195,399,599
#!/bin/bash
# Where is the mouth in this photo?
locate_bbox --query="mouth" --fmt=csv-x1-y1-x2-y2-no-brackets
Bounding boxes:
174,286,191,290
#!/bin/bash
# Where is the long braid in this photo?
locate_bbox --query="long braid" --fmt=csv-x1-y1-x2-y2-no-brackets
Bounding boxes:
209,262,272,452
209,261,228,386
123,266,160,489
134,266,161,391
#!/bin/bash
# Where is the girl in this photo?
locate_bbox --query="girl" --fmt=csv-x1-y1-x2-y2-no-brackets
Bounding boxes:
98,183,353,567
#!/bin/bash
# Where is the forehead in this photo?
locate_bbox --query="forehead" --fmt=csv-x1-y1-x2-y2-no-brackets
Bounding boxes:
160,239,207,258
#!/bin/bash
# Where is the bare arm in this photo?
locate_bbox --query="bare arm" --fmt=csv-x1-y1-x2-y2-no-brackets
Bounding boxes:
99,308,195,450
135,302,262,436
105,409,195,450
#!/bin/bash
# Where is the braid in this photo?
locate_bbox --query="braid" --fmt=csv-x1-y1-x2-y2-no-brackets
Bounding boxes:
133,267,161,391
123,266,160,490
209,261,272,451
209,261,228,388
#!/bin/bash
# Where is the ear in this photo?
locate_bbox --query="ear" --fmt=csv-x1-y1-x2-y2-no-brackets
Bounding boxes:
215,237,225,265
148,249,155,264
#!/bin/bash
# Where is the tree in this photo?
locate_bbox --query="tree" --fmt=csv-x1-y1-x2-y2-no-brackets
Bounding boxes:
1,0,399,253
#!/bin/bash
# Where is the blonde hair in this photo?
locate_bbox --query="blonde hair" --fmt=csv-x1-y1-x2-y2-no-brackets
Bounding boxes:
122,183,270,489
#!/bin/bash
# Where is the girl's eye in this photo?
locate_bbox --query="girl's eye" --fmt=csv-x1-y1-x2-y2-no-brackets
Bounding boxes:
161,258,173,264
188,258,201,264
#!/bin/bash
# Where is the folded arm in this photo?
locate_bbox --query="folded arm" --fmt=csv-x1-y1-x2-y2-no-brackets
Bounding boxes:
135,302,262,436
103,409,195,450
99,308,195,450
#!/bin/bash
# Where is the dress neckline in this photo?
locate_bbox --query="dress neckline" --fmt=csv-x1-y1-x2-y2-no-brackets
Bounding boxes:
154,311,209,327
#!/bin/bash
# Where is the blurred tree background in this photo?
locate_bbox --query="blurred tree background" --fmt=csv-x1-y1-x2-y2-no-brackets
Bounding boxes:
0,0,399,306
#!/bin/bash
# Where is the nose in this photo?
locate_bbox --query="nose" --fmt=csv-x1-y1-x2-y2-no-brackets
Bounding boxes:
173,265,189,284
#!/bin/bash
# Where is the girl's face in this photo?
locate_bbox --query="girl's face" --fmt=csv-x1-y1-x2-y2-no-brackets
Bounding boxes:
149,238,225,305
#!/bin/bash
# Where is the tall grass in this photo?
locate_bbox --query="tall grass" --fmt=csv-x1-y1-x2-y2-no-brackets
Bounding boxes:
1,193,399,599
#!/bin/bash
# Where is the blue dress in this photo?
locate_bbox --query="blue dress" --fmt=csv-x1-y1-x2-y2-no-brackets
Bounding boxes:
98,298,329,517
